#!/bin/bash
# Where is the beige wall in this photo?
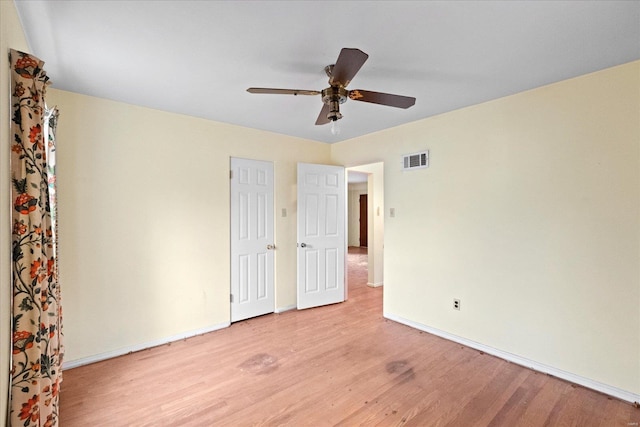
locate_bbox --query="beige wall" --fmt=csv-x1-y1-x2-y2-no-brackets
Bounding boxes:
47,89,331,363
1,0,31,420
332,61,640,396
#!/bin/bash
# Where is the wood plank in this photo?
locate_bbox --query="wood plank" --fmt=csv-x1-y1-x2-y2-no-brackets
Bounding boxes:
59,248,639,425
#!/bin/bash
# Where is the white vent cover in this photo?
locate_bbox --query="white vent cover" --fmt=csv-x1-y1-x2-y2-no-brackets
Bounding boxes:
402,151,429,170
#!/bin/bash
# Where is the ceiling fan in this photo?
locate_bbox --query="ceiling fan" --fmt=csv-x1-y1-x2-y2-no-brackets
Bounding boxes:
247,48,416,130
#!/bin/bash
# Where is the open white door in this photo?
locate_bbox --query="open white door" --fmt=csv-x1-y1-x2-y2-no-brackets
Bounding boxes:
297,163,346,310
230,158,275,322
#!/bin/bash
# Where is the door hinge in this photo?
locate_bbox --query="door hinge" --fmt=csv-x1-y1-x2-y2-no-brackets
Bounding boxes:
230,294,234,303
230,170,233,179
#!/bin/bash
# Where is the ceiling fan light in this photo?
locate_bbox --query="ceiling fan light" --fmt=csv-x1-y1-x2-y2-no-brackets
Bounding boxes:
330,119,341,136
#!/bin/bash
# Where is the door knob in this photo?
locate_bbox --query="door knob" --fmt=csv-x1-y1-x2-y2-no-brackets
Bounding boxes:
267,244,275,250
300,243,307,248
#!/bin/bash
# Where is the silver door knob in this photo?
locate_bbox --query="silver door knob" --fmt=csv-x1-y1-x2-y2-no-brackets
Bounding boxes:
267,244,275,250
300,243,307,248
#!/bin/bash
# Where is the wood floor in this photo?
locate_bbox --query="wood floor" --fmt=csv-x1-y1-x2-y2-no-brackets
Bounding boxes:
60,247,638,426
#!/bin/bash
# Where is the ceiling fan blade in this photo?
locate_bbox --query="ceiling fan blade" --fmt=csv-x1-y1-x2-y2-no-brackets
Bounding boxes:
315,103,331,125
329,48,369,87
348,89,416,109
247,88,321,96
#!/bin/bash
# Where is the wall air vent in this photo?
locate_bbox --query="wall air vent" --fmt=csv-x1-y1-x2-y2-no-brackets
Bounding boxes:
402,151,429,171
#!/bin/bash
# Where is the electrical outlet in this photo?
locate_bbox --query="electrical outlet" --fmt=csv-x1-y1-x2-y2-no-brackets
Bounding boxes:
453,299,461,310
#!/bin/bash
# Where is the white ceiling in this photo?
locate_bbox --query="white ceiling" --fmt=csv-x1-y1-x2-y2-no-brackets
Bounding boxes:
347,171,368,184
15,1,640,143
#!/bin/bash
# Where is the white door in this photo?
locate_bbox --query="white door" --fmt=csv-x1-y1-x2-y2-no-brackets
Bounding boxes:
230,158,275,322
297,163,346,309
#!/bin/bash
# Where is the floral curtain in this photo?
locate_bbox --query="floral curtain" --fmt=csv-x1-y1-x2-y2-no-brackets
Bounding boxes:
9,49,63,427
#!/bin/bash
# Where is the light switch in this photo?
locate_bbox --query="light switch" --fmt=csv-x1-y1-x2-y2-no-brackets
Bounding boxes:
281,208,287,217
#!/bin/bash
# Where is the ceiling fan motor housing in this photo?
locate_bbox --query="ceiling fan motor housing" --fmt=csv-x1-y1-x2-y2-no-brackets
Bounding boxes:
322,86,347,121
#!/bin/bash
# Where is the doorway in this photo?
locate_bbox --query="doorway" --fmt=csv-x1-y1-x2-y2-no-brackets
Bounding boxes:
347,163,384,289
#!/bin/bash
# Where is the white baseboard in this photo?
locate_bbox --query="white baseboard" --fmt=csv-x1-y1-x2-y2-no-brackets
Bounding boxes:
384,312,640,404
367,282,383,288
275,304,296,313
63,321,230,370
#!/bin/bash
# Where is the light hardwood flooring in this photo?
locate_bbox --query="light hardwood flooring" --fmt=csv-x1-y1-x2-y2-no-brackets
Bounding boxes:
60,247,639,426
